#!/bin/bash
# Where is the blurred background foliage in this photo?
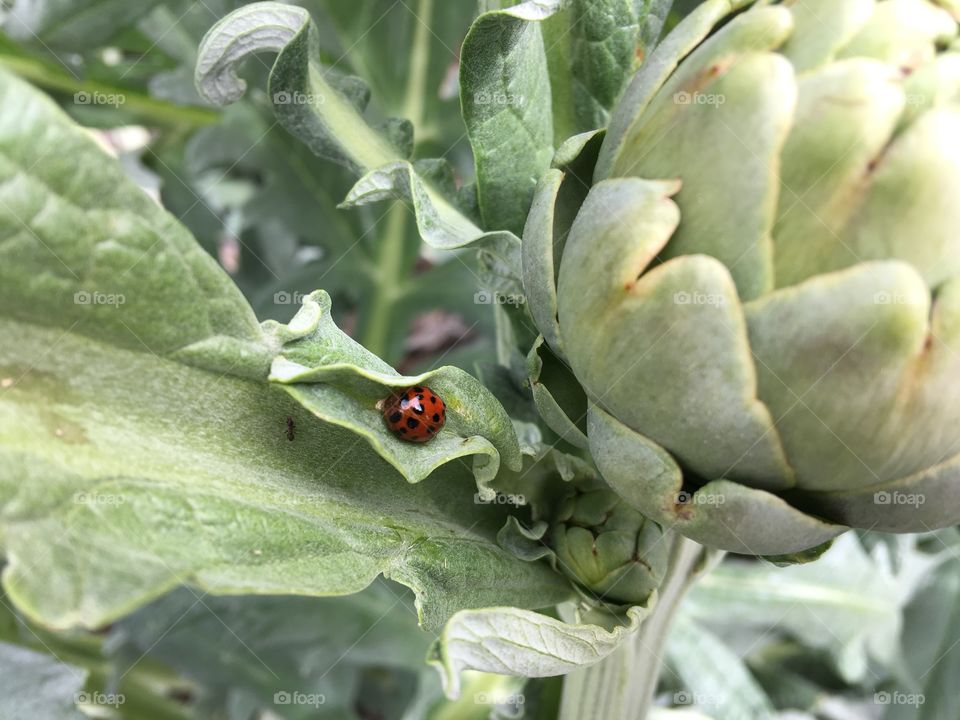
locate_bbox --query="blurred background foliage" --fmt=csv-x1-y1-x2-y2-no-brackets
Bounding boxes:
1,1,959,719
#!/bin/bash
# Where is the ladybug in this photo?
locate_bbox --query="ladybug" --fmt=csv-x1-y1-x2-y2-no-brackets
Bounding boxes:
382,386,446,443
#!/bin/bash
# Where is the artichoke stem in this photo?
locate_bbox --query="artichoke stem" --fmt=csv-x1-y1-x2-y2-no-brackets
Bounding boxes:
558,533,718,720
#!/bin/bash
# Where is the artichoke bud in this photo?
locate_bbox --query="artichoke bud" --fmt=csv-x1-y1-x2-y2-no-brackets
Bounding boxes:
549,485,668,606
533,0,960,555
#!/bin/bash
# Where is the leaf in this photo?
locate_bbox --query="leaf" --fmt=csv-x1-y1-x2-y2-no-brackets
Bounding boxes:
525,336,588,449
0,66,573,633
109,581,432,717
665,613,775,720
682,535,939,682
460,1,559,234
542,0,675,137
195,2,511,280
428,604,653,698
3,0,165,49
0,67,269,380
265,290,522,496
0,641,87,720
884,555,960,720
195,2,403,175
342,160,510,252
313,0,475,154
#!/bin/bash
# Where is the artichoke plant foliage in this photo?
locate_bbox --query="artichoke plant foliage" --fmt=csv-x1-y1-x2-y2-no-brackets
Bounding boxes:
528,0,960,556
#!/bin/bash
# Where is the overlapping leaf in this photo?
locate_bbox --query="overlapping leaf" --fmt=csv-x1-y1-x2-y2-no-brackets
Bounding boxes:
0,67,571,636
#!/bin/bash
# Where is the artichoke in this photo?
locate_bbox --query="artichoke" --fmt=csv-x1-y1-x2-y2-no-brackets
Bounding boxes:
549,483,668,606
525,0,960,555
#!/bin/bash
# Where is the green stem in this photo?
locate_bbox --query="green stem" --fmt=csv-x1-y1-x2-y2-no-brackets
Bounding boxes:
0,54,220,128
361,201,408,357
403,0,433,134
558,534,716,720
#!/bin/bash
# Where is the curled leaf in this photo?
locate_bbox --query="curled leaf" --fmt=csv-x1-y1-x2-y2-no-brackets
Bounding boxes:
195,2,403,174
266,291,522,496
428,602,653,698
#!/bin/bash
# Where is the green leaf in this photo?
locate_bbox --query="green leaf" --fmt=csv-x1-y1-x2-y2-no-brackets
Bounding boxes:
0,67,268,380
196,2,506,271
460,1,559,234
341,160,511,252
429,604,652,698
0,641,87,720
110,581,432,716
542,0,674,137
885,555,960,720
665,614,775,719
265,290,522,496
683,534,939,682
0,66,572,633
3,0,165,49
195,2,403,175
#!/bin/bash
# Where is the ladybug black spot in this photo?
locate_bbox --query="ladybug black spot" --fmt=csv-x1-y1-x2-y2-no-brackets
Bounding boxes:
406,417,420,429
432,413,440,422
389,412,402,423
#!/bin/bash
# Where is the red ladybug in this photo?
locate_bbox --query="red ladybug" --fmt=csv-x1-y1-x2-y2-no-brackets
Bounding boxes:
382,386,446,443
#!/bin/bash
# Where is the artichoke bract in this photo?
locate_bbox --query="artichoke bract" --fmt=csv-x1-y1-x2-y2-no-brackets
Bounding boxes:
527,0,960,555
550,484,668,606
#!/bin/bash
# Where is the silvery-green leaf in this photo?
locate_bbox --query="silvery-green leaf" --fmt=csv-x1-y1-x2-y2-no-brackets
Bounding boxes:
596,0,755,180
526,336,588,449
0,642,87,720
886,556,960,720
266,290,522,496
665,613,775,720
522,169,566,357
3,0,164,49
542,0,674,137
0,66,571,633
683,535,939,682
341,160,524,292
196,2,402,175
460,1,559,234
0,71,269,380
428,603,653,698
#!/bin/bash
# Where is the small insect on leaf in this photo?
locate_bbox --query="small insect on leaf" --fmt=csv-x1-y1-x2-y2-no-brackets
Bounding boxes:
381,386,446,443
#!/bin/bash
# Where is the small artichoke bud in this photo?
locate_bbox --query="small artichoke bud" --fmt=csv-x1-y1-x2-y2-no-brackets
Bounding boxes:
549,485,668,606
